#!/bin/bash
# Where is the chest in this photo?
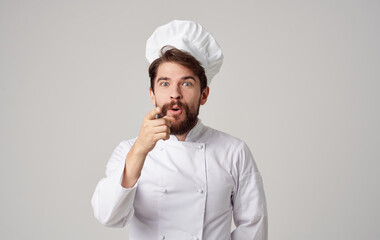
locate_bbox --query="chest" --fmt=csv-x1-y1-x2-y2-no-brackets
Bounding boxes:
133,141,236,219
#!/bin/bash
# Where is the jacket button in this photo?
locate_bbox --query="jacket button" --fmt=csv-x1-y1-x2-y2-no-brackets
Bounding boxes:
198,145,203,150
192,236,199,240
197,188,204,194
160,188,167,193
159,235,165,239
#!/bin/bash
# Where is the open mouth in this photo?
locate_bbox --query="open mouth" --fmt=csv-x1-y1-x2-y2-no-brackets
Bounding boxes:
168,105,182,115
161,101,184,116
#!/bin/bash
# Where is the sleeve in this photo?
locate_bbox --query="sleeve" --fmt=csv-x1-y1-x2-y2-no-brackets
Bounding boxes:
91,140,139,227
231,143,268,240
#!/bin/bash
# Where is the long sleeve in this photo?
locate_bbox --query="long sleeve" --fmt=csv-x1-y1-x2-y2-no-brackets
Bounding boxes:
231,143,268,240
91,140,138,227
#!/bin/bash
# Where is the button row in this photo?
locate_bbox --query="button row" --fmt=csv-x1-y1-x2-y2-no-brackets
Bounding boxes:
159,235,199,240
159,145,204,151
159,188,204,194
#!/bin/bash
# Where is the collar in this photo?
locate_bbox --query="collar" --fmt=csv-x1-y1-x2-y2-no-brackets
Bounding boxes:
169,118,205,142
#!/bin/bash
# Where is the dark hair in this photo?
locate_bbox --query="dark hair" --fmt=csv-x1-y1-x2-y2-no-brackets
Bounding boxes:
149,46,207,93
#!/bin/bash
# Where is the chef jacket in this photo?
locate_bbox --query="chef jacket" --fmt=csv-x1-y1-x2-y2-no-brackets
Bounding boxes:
92,119,268,240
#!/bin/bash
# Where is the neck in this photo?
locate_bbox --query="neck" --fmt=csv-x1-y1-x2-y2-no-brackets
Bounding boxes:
175,132,189,141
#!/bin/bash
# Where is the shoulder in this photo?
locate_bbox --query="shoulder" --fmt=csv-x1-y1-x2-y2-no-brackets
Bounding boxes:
202,125,245,150
202,125,258,173
117,137,137,150
108,137,138,163
104,137,138,175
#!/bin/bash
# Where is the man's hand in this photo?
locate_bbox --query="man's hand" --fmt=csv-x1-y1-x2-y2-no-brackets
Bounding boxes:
134,107,173,155
122,107,174,188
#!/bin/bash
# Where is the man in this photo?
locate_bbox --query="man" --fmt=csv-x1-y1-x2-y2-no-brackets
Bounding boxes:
92,20,268,240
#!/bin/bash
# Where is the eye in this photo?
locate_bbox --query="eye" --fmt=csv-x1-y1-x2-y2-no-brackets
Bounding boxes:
183,82,192,86
160,82,169,87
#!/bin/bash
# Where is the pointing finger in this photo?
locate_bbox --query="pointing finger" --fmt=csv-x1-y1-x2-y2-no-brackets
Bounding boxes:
146,107,161,120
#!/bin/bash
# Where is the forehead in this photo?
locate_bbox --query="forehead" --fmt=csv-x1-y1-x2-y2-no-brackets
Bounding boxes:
156,62,197,80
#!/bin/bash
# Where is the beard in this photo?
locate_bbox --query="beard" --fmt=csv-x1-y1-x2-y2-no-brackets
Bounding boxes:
158,99,200,135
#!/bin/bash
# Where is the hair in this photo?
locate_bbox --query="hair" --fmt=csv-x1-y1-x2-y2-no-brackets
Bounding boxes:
149,46,207,94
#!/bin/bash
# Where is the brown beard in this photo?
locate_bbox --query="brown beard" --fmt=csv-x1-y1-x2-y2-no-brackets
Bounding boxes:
159,99,200,135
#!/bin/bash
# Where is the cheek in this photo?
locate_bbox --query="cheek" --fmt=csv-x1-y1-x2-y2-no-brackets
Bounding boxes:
152,92,165,104
186,95,201,108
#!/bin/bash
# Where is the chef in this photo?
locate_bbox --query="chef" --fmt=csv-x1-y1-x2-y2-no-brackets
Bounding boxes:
92,20,268,240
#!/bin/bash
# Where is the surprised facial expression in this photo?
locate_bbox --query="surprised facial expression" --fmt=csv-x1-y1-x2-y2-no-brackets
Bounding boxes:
150,61,209,135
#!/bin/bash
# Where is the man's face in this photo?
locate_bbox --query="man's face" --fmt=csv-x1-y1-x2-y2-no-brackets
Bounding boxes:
150,61,209,135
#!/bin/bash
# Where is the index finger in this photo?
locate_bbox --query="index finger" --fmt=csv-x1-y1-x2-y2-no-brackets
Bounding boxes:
146,107,162,120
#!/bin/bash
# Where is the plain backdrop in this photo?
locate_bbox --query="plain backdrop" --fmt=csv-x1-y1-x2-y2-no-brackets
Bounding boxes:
1,0,379,239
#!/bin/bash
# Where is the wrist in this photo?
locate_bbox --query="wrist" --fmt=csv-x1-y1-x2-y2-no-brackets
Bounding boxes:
131,141,149,157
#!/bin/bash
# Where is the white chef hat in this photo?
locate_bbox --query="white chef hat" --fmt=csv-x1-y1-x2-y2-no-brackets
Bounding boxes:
146,20,223,85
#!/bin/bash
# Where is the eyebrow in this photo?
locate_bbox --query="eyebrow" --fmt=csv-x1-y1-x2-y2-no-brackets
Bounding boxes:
183,76,196,81
156,76,196,83
156,77,169,82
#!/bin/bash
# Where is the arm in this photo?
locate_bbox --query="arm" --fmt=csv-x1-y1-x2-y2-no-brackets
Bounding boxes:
231,143,268,240
91,107,172,227
91,140,137,227
121,107,172,188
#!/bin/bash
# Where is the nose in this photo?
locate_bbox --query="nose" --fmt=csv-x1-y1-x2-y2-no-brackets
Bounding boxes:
170,85,182,100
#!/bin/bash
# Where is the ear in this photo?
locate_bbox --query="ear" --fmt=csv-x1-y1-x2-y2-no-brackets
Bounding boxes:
149,88,156,106
200,86,210,105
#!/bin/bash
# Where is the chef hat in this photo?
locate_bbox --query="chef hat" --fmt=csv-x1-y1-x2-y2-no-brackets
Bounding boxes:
146,20,223,85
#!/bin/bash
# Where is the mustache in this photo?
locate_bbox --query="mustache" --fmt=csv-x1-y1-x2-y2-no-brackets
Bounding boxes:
161,100,184,116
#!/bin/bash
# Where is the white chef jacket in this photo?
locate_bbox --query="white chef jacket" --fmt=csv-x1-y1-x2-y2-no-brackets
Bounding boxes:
92,119,267,240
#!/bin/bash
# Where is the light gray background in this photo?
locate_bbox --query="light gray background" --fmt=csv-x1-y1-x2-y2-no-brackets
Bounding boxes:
1,0,379,239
